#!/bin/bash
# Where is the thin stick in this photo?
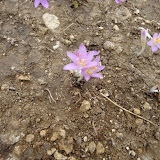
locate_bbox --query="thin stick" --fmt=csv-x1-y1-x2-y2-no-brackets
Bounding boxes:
63,23,74,32
100,93,158,126
92,121,98,136
44,88,56,103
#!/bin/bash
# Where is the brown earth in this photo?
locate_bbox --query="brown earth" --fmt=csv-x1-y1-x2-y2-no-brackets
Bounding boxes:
0,0,160,160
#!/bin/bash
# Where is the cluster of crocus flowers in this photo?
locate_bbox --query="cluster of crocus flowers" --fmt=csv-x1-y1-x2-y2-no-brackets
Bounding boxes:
63,43,105,81
115,0,125,4
34,0,49,8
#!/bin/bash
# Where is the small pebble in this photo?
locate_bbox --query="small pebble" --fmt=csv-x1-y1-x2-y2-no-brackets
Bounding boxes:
134,108,140,115
135,119,143,125
47,148,56,155
80,100,91,112
129,150,136,157
96,142,105,154
143,102,152,110
88,141,96,153
50,132,58,142
83,136,88,142
40,130,47,137
113,25,119,31
26,134,34,143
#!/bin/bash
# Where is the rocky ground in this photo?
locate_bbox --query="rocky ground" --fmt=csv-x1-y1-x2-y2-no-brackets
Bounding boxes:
0,0,160,160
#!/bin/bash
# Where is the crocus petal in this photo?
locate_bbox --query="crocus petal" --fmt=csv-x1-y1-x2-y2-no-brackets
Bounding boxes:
94,66,105,72
147,40,153,46
67,52,78,64
41,0,49,8
86,61,98,68
153,33,158,39
86,53,94,64
91,73,103,78
78,43,87,58
34,0,40,8
88,51,100,56
63,63,80,70
115,0,120,3
93,56,100,63
84,75,90,81
151,45,158,52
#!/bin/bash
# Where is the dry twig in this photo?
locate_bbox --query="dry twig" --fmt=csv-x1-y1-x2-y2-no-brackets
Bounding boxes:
100,93,158,126
44,88,56,103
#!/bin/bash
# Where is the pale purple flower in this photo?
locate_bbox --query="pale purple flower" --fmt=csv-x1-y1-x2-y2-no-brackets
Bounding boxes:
81,56,105,81
147,33,160,52
34,0,49,8
63,43,98,70
115,0,125,4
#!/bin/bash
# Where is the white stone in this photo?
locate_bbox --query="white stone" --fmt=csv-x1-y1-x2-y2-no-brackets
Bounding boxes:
42,13,60,31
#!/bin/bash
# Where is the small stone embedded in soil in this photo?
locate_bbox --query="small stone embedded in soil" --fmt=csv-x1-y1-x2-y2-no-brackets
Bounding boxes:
26,134,34,143
47,148,56,156
88,141,96,153
155,131,160,141
80,100,91,112
58,137,73,154
135,119,143,125
76,137,82,145
50,132,58,142
116,132,123,139
103,41,115,51
129,150,136,157
42,13,60,31
40,129,47,137
96,142,105,154
134,108,140,115
13,145,26,156
83,136,88,142
54,151,67,160
68,156,76,160
143,102,152,110
1,84,9,90
113,25,119,31
59,128,66,138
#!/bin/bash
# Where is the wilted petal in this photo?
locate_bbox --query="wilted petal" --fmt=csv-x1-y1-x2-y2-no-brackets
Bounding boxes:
63,63,80,70
78,43,87,57
41,0,49,8
91,73,103,78
67,52,78,64
34,0,40,8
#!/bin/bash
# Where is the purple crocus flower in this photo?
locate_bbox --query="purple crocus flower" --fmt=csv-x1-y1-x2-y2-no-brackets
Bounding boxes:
63,43,99,70
81,56,105,81
115,0,125,4
34,0,49,8
147,33,160,52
